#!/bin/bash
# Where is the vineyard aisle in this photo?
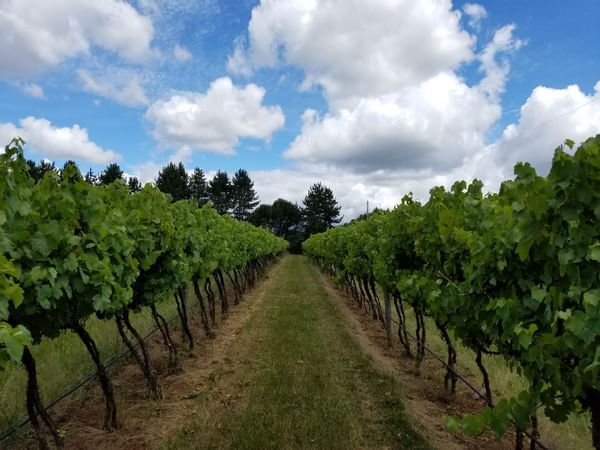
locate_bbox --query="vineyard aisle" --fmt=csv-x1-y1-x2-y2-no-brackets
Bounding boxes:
161,255,429,450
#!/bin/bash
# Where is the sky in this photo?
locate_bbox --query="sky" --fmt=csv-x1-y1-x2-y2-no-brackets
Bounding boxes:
1,0,599,219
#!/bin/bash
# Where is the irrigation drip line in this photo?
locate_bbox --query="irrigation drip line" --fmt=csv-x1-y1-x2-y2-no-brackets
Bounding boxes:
385,313,549,450
0,312,181,442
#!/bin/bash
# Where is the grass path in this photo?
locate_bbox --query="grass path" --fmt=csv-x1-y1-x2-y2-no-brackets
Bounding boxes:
161,255,429,450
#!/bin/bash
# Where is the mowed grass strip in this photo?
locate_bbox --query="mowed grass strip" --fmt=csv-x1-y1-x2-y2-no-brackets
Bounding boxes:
162,255,429,450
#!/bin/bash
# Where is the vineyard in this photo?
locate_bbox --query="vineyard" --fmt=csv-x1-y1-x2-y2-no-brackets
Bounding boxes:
0,138,287,449
304,135,600,450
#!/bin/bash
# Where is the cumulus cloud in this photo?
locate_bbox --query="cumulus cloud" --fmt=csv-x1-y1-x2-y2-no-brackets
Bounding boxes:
174,44,192,62
0,0,154,77
495,81,600,175
20,82,45,99
463,3,487,30
77,69,149,107
283,25,522,173
228,0,475,108
0,117,120,164
478,24,524,98
145,77,285,155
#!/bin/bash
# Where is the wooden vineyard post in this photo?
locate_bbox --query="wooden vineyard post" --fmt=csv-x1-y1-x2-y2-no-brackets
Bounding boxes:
384,290,392,347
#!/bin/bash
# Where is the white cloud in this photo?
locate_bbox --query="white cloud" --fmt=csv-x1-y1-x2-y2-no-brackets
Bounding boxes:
77,69,149,108
495,81,600,175
463,3,487,30
228,0,475,108
174,44,192,62
20,82,45,99
283,25,521,173
478,24,524,99
145,77,285,155
284,72,500,172
0,117,120,164
0,0,154,77
131,160,163,184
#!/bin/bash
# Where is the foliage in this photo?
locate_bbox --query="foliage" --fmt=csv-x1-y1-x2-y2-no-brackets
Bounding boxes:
99,163,124,185
189,168,209,207
209,170,232,214
156,162,191,202
303,135,600,449
231,169,259,221
127,176,142,193
26,159,56,183
302,182,342,236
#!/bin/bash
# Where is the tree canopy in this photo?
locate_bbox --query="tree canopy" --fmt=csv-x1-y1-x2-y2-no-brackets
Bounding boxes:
156,162,191,202
208,170,232,214
99,163,124,185
189,168,209,207
302,182,342,236
231,169,259,221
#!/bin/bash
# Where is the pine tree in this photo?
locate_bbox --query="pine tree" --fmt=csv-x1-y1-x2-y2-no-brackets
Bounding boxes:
208,171,232,214
26,159,56,182
302,182,342,236
84,168,98,185
231,169,259,221
128,177,142,193
189,168,209,207
99,163,124,185
156,162,191,202
61,160,82,183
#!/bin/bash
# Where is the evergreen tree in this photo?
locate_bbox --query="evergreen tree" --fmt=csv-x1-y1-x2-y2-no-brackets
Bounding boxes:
128,177,142,193
26,159,56,182
208,170,232,214
60,160,82,183
84,168,98,185
302,182,342,236
99,163,124,185
155,162,191,202
189,168,209,207
231,169,259,221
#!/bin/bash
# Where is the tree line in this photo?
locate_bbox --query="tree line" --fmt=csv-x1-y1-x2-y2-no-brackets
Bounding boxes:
26,159,344,251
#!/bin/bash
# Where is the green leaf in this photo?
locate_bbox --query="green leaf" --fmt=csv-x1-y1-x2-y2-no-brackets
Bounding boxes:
587,243,600,262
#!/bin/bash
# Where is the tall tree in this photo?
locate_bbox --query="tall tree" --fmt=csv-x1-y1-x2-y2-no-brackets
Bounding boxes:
189,168,209,207
248,204,273,230
61,160,82,183
208,170,232,214
156,162,191,202
26,159,56,182
302,182,342,236
231,169,259,221
128,177,142,193
271,198,302,238
85,168,98,185
99,163,124,185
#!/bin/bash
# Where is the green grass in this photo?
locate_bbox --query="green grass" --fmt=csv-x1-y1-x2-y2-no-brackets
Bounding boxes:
357,281,593,450
0,297,179,434
162,255,429,450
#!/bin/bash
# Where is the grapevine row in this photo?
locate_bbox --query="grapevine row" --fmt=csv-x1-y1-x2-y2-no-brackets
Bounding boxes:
304,135,600,449
0,138,287,449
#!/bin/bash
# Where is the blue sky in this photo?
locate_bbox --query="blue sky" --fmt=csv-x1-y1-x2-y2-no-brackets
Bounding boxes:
1,0,599,218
